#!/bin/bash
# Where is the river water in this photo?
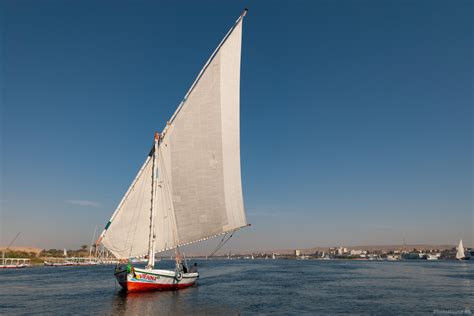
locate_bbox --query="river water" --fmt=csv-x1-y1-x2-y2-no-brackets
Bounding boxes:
0,260,472,315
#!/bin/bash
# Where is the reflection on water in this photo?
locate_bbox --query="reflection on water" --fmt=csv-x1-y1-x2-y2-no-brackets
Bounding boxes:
108,285,240,315
110,287,203,315
0,260,472,315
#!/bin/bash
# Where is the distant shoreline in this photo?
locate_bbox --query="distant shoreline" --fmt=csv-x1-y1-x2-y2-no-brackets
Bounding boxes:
1,243,468,258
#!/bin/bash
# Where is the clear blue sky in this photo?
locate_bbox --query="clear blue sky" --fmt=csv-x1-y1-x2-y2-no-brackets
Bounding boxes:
1,0,472,251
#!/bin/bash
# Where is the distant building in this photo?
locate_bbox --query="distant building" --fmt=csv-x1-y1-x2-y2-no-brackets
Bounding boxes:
295,249,301,257
337,247,348,255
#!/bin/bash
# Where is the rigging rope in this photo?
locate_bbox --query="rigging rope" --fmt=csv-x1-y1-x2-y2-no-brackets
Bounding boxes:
207,231,235,258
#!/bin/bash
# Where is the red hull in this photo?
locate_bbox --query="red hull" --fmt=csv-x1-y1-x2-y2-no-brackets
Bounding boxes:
119,280,195,292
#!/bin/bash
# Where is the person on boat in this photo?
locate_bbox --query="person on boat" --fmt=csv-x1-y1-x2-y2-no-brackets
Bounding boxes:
176,257,188,273
189,263,198,273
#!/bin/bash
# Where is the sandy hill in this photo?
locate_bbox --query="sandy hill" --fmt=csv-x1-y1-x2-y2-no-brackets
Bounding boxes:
0,246,44,255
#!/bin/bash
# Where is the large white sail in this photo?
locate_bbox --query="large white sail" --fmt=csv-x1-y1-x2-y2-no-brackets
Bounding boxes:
159,17,246,248
98,12,247,259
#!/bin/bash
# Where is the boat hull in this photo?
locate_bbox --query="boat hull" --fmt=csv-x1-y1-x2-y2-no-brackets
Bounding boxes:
0,264,28,269
44,261,73,266
114,266,198,292
44,261,98,266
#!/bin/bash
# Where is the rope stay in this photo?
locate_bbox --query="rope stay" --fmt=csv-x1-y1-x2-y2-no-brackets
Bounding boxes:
207,230,236,258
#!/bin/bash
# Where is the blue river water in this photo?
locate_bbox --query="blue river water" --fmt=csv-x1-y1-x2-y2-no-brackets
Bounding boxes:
0,259,472,315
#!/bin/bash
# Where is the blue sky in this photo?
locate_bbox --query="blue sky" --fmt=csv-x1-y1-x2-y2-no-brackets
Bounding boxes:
1,0,472,251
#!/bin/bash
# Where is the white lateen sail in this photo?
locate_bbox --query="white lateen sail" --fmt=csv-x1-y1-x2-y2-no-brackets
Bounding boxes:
98,11,247,260
456,239,465,260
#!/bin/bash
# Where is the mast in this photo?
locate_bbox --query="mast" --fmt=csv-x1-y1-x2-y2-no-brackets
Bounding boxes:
146,132,159,269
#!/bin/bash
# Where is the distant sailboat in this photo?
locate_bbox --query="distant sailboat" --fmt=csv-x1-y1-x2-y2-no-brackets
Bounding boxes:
96,10,249,292
456,239,470,260
321,251,330,260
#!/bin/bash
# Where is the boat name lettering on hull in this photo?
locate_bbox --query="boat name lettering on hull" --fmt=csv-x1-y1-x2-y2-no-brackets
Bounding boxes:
136,273,158,281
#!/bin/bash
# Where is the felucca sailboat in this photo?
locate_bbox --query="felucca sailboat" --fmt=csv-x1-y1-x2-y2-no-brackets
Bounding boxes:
96,10,249,292
456,239,470,260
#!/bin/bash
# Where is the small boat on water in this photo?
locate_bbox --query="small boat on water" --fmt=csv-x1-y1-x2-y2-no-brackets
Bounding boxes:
456,239,470,260
44,260,72,267
1,232,31,269
401,252,424,260
1,258,30,269
96,10,249,293
130,257,148,264
319,251,331,260
423,254,439,260
44,257,99,266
